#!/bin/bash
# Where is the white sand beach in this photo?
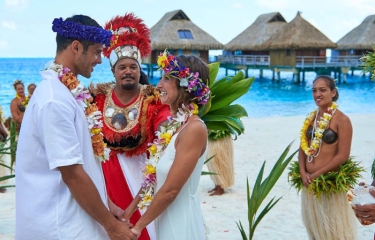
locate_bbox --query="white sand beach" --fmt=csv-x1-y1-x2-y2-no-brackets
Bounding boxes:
1,114,375,239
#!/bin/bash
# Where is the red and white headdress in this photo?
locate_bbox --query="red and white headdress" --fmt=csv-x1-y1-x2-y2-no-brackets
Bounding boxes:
103,13,151,67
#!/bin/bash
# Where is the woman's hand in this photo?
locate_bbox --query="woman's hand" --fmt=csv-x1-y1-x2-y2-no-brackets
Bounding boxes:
130,227,142,238
301,171,312,188
123,206,136,225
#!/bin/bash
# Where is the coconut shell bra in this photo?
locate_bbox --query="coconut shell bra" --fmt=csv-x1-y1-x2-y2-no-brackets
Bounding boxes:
306,126,338,144
92,83,166,157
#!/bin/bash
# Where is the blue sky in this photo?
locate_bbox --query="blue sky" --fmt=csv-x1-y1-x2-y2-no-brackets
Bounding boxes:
0,0,374,58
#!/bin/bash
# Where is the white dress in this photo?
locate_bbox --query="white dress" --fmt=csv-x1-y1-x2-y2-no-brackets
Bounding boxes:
155,122,207,240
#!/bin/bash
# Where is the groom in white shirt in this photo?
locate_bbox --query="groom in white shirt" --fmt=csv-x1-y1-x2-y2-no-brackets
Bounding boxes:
15,15,136,240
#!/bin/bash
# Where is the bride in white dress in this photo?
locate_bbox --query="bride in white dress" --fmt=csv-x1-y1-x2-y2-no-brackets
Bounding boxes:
124,54,209,240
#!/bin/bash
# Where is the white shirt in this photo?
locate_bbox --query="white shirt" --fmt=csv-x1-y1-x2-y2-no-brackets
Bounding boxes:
16,69,109,240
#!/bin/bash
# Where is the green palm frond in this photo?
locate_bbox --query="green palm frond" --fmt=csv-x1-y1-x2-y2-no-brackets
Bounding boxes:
238,142,297,240
360,46,375,81
288,157,364,200
199,63,254,138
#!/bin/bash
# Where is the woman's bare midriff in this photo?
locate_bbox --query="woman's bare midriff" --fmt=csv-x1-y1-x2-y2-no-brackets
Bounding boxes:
306,141,338,174
305,113,341,175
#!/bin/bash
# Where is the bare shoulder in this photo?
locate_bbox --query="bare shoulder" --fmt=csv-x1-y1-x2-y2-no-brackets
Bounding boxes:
334,110,352,130
336,110,351,124
178,117,207,141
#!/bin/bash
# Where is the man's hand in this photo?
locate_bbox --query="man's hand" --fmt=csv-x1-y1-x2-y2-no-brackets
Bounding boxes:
108,198,125,222
353,189,375,224
106,220,137,240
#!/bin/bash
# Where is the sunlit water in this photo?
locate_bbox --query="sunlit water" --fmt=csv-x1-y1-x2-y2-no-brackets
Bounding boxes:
0,58,374,118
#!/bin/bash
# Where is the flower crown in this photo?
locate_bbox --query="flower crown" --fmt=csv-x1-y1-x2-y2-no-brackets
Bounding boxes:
157,50,210,105
52,18,112,47
13,80,23,90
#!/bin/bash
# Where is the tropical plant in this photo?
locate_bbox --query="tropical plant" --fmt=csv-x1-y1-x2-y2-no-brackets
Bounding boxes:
360,46,375,81
199,62,254,139
237,142,297,240
0,119,18,189
201,155,218,176
288,157,364,200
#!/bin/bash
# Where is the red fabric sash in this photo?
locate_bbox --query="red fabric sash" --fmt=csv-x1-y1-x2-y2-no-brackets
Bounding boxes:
102,154,150,240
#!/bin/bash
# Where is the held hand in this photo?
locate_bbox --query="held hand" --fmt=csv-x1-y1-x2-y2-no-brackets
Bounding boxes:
353,189,375,224
130,227,142,238
106,220,137,240
301,172,311,188
123,207,135,225
109,202,126,222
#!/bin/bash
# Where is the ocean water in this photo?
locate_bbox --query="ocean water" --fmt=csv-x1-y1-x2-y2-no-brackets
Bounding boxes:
0,58,374,118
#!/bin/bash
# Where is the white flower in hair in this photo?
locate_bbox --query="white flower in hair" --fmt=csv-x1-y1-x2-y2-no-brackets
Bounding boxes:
180,78,189,87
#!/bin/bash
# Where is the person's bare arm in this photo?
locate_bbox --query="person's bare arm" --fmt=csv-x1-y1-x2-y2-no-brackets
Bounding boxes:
310,115,352,179
0,122,8,139
59,164,136,240
298,147,311,188
130,120,207,236
10,99,22,125
123,188,143,223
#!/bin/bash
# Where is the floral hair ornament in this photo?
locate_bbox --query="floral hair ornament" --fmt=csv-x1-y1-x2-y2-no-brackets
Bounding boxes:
52,18,112,47
13,80,23,90
157,50,210,105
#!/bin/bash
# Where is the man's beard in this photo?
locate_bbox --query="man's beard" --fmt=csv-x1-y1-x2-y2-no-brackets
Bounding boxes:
121,82,136,90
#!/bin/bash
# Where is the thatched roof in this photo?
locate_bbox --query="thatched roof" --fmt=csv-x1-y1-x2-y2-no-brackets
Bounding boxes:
224,12,287,51
261,12,337,50
150,10,223,50
336,14,375,50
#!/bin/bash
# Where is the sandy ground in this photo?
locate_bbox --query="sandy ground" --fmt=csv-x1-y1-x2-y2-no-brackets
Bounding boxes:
1,114,375,240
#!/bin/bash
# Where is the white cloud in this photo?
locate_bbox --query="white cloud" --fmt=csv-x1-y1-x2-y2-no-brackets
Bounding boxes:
4,0,29,9
233,3,243,8
0,40,9,51
2,21,17,30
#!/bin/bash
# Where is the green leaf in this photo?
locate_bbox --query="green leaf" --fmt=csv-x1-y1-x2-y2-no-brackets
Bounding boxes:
0,174,15,182
0,184,15,189
208,62,220,88
236,221,248,240
204,155,215,164
210,77,254,112
202,115,244,135
205,104,248,119
201,171,219,175
0,163,13,170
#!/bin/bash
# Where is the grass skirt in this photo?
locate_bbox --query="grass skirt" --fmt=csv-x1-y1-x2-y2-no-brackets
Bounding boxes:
206,136,234,189
301,188,358,240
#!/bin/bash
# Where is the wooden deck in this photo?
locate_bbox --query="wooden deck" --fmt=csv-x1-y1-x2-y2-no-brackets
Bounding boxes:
213,55,366,83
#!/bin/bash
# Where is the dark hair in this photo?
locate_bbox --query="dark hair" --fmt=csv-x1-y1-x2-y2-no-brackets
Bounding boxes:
56,15,102,54
140,71,149,85
313,75,339,101
13,80,24,90
170,55,210,114
27,83,36,91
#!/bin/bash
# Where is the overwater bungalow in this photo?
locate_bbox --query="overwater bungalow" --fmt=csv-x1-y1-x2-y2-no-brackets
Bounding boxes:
224,12,287,57
146,9,223,64
334,14,375,56
261,12,337,68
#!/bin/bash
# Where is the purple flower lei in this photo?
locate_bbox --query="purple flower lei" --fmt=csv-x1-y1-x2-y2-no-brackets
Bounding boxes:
52,18,112,47
157,50,211,105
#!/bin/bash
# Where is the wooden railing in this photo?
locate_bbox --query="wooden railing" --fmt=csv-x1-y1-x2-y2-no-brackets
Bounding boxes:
212,55,362,68
216,55,270,66
296,56,362,68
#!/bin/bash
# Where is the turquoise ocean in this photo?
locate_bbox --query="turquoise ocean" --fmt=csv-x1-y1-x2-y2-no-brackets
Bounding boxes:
0,58,374,118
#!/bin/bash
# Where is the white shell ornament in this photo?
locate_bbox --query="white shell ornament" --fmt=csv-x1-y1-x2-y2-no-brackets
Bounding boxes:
128,108,138,121
105,107,115,118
